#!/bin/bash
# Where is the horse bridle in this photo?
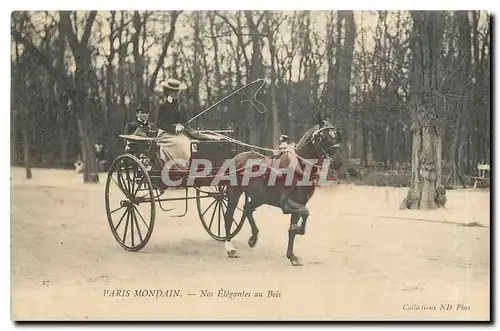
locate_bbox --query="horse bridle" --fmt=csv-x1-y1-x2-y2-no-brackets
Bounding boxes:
297,125,340,172
297,125,341,163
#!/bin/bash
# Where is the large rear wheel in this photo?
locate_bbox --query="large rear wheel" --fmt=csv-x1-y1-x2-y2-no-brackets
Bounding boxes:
104,154,156,251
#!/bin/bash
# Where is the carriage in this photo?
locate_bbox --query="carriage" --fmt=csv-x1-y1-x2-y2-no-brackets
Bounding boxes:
103,75,343,265
104,130,250,252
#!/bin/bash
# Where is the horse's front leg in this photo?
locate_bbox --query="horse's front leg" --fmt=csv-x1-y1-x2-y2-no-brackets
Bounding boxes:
246,200,260,248
285,213,303,266
224,188,242,258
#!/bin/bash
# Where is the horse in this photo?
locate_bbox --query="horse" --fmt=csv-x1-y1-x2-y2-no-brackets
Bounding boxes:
222,117,343,266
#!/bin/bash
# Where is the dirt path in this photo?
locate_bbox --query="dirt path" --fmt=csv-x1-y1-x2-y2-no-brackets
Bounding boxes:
10,167,490,321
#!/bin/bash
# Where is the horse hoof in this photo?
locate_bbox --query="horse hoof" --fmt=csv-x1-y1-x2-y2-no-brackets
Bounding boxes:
248,235,258,248
289,257,303,266
227,250,239,258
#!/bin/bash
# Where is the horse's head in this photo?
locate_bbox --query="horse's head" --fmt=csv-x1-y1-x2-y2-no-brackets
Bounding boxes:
313,117,343,170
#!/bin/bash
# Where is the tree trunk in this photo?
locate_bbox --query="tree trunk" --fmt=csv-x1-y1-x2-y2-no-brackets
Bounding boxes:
59,10,99,183
209,12,224,97
265,11,281,148
11,109,17,166
361,121,368,165
339,11,356,117
77,115,99,182
449,12,471,172
59,125,68,166
22,110,32,179
420,124,437,209
192,12,202,111
405,106,444,209
244,11,263,146
403,11,446,209
132,11,144,106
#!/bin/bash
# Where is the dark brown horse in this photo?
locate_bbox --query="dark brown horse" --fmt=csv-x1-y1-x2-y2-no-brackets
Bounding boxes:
223,117,343,266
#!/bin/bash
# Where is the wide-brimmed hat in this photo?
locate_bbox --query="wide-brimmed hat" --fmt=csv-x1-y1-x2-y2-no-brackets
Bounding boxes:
161,78,185,91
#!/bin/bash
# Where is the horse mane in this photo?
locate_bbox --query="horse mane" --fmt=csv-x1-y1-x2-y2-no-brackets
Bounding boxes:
295,125,319,151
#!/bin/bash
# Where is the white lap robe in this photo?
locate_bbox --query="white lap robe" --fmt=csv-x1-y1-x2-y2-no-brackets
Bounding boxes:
156,129,192,169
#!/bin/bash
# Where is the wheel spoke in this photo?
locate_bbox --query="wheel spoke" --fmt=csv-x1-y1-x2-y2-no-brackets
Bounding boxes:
111,173,128,197
110,205,125,215
218,200,222,237
122,161,134,195
217,185,227,195
131,209,144,243
122,210,130,244
135,192,151,202
114,207,128,231
133,175,146,196
117,166,131,196
201,198,217,218
130,166,137,198
123,162,134,195
221,199,238,228
234,202,244,213
133,205,150,230
130,207,135,247
136,202,152,215
208,200,218,231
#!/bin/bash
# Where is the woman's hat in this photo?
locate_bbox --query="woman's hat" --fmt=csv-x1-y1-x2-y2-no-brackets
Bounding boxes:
161,78,185,91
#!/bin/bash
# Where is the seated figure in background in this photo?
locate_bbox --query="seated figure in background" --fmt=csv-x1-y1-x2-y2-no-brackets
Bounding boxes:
124,106,157,154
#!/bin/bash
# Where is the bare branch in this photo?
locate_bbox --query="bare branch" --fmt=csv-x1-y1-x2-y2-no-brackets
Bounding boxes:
148,11,181,92
81,11,97,44
11,29,72,90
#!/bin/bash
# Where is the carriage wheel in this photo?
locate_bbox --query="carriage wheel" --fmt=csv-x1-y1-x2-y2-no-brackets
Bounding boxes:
105,154,156,252
196,185,248,241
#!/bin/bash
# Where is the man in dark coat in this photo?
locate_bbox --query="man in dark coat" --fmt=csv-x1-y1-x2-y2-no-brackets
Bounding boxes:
124,107,157,153
125,107,156,136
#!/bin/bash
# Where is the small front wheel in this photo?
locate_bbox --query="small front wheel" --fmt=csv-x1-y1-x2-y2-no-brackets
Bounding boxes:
196,185,247,241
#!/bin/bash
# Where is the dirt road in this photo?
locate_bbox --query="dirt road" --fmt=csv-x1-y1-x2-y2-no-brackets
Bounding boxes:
10,167,490,321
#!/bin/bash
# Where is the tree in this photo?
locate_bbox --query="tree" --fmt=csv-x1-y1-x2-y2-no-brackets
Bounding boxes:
402,11,447,209
59,11,100,183
264,11,283,148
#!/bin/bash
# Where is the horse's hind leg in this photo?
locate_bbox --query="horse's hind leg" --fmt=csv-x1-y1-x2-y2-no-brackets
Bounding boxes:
282,199,309,235
246,198,260,248
224,187,242,258
282,199,310,266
